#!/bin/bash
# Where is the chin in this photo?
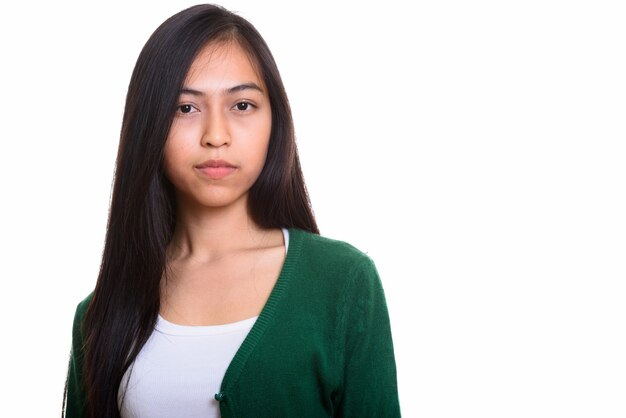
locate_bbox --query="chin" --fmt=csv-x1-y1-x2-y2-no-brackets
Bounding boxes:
196,192,248,210
174,185,250,212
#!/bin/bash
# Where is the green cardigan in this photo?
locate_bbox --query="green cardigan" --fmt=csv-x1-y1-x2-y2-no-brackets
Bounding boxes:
65,228,401,417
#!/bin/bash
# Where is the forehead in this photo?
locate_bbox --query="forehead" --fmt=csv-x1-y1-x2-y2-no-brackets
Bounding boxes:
184,40,264,87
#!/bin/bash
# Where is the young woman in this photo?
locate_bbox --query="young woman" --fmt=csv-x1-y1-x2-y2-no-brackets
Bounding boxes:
64,4,400,417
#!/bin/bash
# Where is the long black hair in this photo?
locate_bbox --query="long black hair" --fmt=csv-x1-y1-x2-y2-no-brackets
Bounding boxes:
80,4,317,416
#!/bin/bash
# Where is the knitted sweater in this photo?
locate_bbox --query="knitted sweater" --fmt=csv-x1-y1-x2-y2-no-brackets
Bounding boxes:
65,228,401,417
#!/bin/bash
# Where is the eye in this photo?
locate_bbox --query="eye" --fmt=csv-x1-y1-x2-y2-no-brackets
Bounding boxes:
176,104,198,114
234,102,254,112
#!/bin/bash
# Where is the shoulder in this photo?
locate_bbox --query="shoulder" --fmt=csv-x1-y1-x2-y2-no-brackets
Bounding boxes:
288,228,379,282
288,229,391,339
290,228,373,263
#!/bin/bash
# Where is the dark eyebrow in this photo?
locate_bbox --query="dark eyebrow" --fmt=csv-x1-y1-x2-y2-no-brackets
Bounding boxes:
226,83,264,95
179,87,205,97
179,83,264,97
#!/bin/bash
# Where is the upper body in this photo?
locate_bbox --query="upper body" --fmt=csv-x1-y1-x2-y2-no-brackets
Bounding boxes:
66,228,400,417
66,5,400,417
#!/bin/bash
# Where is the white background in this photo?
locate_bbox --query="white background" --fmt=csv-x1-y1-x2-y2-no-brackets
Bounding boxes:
1,1,625,416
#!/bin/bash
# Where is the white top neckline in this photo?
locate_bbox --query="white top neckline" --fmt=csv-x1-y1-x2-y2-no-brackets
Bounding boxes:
156,315,259,336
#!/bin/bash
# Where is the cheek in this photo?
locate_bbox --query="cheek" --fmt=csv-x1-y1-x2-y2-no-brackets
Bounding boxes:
233,114,272,165
164,119,201,162
254,113,272,161
162,137,189,181
252,126,272,170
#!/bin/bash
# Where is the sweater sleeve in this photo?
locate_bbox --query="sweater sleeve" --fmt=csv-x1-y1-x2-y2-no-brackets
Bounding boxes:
64,298,89,417
336,257,401,417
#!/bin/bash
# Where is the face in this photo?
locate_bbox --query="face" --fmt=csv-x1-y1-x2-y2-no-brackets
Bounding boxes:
163,41,272,212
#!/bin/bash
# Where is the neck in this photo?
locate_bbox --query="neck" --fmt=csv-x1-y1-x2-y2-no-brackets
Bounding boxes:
168,194,269,261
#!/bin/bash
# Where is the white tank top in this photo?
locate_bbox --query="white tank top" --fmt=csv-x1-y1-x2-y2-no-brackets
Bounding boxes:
118,228,289,418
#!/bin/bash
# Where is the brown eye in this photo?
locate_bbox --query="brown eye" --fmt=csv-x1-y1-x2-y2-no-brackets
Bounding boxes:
235,102,250,111
179,104,193,113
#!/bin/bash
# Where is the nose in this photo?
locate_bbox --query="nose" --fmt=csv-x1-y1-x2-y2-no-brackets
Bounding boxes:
202,109,231,148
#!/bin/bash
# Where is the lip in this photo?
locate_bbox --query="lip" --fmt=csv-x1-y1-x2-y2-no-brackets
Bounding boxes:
195,159,237,180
